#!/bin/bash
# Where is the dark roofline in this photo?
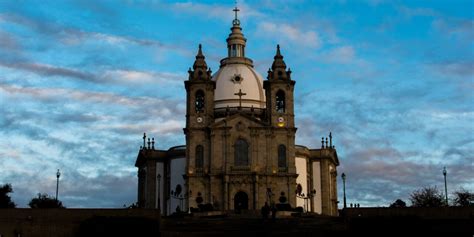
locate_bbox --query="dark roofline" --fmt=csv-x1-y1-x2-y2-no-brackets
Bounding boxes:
135,145,186,167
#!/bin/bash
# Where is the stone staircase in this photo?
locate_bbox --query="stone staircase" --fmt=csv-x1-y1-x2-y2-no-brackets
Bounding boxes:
160,214,346,237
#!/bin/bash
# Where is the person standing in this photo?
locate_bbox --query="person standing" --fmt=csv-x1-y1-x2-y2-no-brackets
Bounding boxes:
261,202,270,220
271,204,277,222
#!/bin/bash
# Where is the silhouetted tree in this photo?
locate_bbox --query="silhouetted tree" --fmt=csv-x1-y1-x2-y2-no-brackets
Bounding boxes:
452,188,473,207
28,193,64,208
0,184,16,208
389,199,406,208
126,202,139,209
409,186,445,207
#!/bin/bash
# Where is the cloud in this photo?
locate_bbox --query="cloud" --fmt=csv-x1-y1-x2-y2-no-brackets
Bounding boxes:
1,1,473,209
0,13,58,35
433,18,474,40
58,171,137,208
319,46,355,64
0,59,186,86
170,2,263,20
0,83,180,109
257,21,322,48
0,30,20,51
364,0,387,7
295,84,474,207
0,13,167,48
65,32,165,48
429,61,474,77
398,6,438,18
0,82,185,207
99,120,183,137
6,169,137,208
0,61,97,82
171,2,231,19
101,69,184,85
340,144,474,206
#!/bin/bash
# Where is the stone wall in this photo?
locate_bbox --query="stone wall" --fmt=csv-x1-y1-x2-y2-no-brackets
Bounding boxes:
343,206,474,219
342,207,474,235
0,208,160,237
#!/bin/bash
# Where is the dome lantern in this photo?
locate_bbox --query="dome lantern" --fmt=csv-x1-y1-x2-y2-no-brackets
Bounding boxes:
212,7,266,116
226,6,246,59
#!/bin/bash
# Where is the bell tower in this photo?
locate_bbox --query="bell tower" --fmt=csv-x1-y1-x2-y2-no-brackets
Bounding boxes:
264,45,296,128
185,44,215,128
184,44,215,182
263,45,297,204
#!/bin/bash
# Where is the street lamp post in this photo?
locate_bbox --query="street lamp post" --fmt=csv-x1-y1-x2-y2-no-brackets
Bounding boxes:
157,174,161,210
307,189,316,212
341,173,346,209
56,169,61,200
443,167,448,206
170,185,191,213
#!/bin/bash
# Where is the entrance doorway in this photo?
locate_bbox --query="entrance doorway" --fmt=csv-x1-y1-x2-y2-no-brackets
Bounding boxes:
234,191,249,211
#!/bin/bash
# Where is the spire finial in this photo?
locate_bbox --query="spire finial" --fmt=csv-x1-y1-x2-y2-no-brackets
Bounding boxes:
274,44,284,60
147,138,151,149
321,137,325,148
269,44,287,75
196,44,204,58
329,132,333,148
143,133,146,149
232,2,240,25
192,44,208,71
152,138,155,150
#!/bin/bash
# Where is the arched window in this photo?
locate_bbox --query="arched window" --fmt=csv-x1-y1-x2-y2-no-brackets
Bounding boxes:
234,139,249,166
195,90,205,112
276,90,285,113
278,144,286,168
195,145,203,168
231,45,237,57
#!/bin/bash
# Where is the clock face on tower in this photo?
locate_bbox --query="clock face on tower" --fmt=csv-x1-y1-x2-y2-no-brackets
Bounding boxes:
277,117,285,127
196,117,203,123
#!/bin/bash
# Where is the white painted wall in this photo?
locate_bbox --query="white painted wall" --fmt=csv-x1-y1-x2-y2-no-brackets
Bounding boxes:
295,157,308,210
169,157,186,214
312,161,322,214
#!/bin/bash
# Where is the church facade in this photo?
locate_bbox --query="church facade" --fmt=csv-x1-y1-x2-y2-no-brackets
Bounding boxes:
135,9,340,216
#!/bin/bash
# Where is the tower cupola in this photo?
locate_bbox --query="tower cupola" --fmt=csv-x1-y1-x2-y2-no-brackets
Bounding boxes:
268,45,291,81
189,44,211,81
226,6,246,58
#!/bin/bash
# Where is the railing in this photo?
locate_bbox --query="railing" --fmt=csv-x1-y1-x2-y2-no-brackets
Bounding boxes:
230,166,251,172
195,167,204,174
214,106,266,119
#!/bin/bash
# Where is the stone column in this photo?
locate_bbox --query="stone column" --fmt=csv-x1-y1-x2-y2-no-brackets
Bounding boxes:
224,175,229,210
253,175,259,209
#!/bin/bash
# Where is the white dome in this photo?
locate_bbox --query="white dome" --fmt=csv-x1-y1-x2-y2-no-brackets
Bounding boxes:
212,64,266,109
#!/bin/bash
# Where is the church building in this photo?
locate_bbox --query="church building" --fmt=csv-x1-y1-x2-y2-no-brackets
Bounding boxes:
135,8,340,216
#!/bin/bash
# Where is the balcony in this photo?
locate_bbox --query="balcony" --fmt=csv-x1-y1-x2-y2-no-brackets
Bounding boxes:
230,166,251,172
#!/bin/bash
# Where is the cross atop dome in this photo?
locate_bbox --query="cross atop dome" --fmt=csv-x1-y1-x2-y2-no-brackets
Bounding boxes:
232,5,240,26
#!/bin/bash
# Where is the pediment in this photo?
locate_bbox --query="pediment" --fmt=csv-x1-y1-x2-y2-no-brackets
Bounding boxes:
210,113,268,129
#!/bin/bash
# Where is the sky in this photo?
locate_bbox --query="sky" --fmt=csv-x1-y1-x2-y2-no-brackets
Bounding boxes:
0,0,473,208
